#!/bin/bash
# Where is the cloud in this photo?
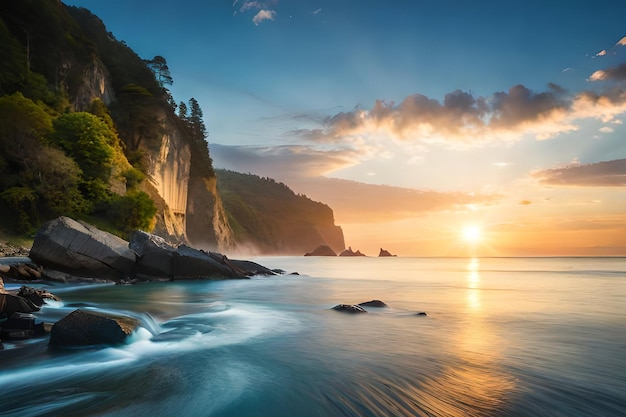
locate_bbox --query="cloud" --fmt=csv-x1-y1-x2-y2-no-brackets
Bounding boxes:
617,36,626,46
295,68,626,147
588,62,626,82
209,144,498,223
532,159,626,187
252,9,276,25
312,8,322,15
235,1,277,24
210,143,362,178
596,49,607,57
599,126,614,133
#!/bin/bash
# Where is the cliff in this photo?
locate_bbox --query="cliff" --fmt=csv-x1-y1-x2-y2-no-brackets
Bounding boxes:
216,170,345,255
0,0,343,255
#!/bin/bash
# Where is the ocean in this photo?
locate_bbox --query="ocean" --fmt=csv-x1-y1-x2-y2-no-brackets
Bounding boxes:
1,257,625,417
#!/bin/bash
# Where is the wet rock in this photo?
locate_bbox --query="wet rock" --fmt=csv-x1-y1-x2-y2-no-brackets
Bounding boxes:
416,312,427,316
332,304,367,313
49,309,140,347
0,293,40,315
175,245,244,279
358,299,387,308
305,245,337,256
129,230,177,278
0,312,45,340
29,217,136,279
17,286,60,307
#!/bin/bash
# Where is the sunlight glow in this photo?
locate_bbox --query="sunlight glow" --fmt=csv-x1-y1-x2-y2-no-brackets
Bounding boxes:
462,225,482,244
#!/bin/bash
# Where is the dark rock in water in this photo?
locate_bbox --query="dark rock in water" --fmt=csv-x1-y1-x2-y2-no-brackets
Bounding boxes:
49,309,140,347
0,312,45,340
229,259,277,276
358,299,387,308
339,247,366,257
305,245,337,256
0,293,40,315
378,248,396,257
29,216,136,279
415,312,427,316
332,304,368,313
17,286,60,308
175,245,245,279
129,230,177,278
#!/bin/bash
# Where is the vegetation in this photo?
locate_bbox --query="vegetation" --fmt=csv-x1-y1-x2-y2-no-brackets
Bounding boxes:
216,169,338,253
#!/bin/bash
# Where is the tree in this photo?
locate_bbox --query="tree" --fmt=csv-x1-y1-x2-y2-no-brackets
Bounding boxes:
144,55,173,88
49,112,116,203
188,97,207,142
178,100,188,120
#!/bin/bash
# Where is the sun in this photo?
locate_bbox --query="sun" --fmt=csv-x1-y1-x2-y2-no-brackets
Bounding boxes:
462,225,482,244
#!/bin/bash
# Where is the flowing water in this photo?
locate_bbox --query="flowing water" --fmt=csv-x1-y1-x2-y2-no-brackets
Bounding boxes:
1,257,625,417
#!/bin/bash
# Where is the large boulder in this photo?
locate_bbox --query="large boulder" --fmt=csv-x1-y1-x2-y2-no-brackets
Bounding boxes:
49,309,140,347
174,245,245,279
129,230,177,278
358,299,387,308
0,293,40,315
29,217,137,279
304,245,337,256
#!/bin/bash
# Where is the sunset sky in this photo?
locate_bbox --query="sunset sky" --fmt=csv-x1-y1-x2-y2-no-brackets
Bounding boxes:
65,0,626,256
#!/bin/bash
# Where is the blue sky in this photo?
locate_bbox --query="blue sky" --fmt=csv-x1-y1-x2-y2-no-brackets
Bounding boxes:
64,0,626,255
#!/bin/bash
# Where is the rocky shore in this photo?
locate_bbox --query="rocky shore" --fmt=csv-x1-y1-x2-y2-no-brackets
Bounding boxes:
1,216,289,349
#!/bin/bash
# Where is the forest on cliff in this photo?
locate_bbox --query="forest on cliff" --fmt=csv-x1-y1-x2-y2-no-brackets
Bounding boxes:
0,0,344,254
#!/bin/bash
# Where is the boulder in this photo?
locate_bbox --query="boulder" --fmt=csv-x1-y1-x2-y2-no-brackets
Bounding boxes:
0,293,40,315
358,299,387,308
49,309,140,347
378,248,396,257
29,217,136,279
304,245,337,256
174,245,245,279
229,259,277,276
129,230,177,278
0,312,45,340
339,247,366,257
17,286,60,308
332,304,367,313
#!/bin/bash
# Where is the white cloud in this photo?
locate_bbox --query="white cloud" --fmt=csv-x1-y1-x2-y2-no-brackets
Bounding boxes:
252,9,276,25
599,126,614,133
596,49,607,57
616,36,626,46
588,70,606,81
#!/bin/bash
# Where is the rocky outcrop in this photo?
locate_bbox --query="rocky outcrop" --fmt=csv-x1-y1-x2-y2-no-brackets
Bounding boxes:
305,245,337,256
339,247,366,257
29,217,137,279
332,304,367,313
378,248,396,257
49,309,140,347
358,300,388,308
71,57,115,111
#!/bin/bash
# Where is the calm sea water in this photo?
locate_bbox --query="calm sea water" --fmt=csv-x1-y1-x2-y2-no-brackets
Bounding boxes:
1,257,625,417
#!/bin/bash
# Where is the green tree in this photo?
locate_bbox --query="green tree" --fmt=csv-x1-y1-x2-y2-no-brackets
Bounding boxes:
49,112,116,203
144,55,173,88
188,97,207,142
112,84,162,152
108,190,157,234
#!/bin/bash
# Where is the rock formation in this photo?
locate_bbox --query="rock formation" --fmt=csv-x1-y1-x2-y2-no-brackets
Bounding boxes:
304,245,337,256
378,248,396,257
339,247,366,257
49,309,140,347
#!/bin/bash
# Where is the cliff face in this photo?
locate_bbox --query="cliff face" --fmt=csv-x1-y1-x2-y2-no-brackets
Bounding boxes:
186,176,236,251
71,57,115,111
145,109,190,241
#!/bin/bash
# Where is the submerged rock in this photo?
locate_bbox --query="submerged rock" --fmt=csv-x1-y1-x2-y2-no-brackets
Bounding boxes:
332,304,367,314
358,300,387,308
49,309,140,347
0,312,46,340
